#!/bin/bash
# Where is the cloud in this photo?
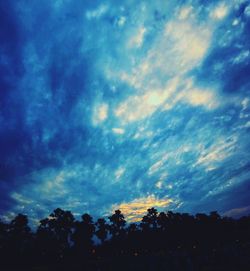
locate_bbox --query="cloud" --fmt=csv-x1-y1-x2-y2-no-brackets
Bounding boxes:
86,4,109,20
223,205,250,218
111,195,173,222
114,167,125,181
128,27,147,48
112,128,125,135
194,135,237,170
93,103,109,125
210,3,229,20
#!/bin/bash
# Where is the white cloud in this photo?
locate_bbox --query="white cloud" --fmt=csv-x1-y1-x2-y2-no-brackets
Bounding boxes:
86,4,108,20
223,205,250,217
211,3,228,20
164,21,211,68
128,27,146,48
232,50,250,64
116,16,126,27
184,88,218,109
112,127,125,134
110,16,215,122
114,78,179,123
178,6,193,20
241,98,249,110
148,160,164,176
93,103,108,125
115,167,126,180
194,136,237,170
155,180,163,189
244,5,250,17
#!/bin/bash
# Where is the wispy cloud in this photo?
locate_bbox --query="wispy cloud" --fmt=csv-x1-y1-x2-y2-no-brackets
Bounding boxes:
223,206,250,218
111,195,173,222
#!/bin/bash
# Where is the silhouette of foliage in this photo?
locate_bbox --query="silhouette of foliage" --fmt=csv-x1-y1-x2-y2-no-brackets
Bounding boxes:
72,213,95,260
95,218,109,244
108,209,126,239
36,208,74,263
0,207,250,270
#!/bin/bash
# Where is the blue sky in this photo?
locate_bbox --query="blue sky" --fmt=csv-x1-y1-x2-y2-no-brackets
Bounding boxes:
1,0,250,225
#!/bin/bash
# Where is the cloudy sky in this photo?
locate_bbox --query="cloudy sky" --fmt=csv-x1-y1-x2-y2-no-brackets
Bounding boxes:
1,0,250,224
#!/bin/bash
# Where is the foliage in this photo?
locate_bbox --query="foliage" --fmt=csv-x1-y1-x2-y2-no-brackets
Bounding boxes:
0,208,250,270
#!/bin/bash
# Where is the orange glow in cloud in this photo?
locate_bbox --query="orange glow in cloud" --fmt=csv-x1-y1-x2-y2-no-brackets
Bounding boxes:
111,195,173,222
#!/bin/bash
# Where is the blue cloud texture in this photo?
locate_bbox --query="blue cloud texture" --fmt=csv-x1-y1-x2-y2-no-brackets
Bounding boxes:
1,0,250,224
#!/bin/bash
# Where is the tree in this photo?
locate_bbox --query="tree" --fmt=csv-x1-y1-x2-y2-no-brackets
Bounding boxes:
108,210,126,239
72,213,95,256
141,208,158,230
0,218,6,245
209,211,221,221
127,223,137,234
9,213,30,236
6,214,32,265
95,218,109,244
157,212,169,231
37,208,75,262
0,219,8,262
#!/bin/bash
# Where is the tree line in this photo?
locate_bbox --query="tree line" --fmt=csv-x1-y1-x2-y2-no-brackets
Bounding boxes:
0,208,250,270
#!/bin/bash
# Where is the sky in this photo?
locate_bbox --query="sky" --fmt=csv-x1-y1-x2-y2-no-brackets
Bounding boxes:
1,0,250,225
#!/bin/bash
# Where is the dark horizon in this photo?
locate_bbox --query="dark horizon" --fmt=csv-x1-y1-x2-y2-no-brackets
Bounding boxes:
1,207,250,270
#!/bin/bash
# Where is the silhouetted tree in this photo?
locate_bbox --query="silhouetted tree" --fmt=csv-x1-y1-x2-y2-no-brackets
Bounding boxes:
127,223,137,234
141,207,158,230
126,223,140,251
95,218,109,244
1,208,250,271
209,211,221,221
0,219,8,261
6,214,31,265
0,219,7,242
9,213,30,236
72,213,95,258
37,208,74,262
157,211,169,231
108,210,126,239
